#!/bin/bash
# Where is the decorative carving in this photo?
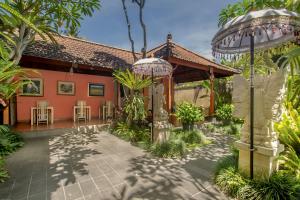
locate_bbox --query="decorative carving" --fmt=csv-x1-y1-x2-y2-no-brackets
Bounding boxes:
149,83,172,142
232,70,286,148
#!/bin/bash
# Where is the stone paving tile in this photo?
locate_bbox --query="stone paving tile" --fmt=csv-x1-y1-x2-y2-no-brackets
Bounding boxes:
64,183,83,200
28,179,46,196
27,192,47,200
47,187,65,200
84,192,103,200
10,179,30,200
93,175,112,191
104,171,123,186
1,130,233,200
78,179,98,197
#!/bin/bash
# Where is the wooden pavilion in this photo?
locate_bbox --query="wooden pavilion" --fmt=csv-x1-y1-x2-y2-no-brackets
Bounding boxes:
147,34,238,116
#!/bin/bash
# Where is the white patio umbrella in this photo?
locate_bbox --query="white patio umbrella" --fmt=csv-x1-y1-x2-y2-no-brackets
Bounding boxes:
133,58,173,142
211,8,300,179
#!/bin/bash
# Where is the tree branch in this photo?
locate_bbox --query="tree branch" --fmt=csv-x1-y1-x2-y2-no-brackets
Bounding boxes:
133,0,147,58
121,0,137,62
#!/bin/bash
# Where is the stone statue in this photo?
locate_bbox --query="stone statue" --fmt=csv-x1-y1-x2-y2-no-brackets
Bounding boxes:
233,70,286,176
153,84,169,121
233,70,286,148
149,83,172,142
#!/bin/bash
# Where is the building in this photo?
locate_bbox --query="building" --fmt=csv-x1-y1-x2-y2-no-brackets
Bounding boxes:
2,34,237,126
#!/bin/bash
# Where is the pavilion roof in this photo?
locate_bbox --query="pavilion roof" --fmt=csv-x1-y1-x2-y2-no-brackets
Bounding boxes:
22,34,237,75
23,35,137,70
147,41,238,74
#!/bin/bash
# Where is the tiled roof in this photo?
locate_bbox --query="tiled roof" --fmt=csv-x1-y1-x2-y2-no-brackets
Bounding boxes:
147,42,238,73
23,34,236,74
23,35,138,69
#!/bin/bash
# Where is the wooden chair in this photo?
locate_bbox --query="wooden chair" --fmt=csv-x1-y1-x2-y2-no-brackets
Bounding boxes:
106,101,114,120
75,100,87,122
36,101,49,126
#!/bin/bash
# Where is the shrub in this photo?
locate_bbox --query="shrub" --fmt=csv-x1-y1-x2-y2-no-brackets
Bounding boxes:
150,139,186,158
0,157,8,182
275,106,300,179
0,126,23,182
175,102,204,130
174,129,207,146
113,121,150,143
279,147,300,180
216,104,233,124
238,171,300,200
215,154,238,176
0,126,23,156
275,107,300,155
215,167,247,197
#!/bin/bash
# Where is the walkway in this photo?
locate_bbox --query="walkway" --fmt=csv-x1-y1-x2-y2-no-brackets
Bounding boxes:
0,126,233,200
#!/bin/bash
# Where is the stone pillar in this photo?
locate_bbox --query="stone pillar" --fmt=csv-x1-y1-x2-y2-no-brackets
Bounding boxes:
235,141,284,177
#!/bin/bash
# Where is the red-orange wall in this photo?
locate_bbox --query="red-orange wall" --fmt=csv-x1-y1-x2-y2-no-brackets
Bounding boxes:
17,69,114,122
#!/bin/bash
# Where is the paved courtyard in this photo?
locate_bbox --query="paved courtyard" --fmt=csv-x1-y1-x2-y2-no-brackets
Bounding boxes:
0,126,233,200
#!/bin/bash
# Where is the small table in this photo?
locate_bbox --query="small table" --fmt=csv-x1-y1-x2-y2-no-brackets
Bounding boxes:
73,106,91,122
31,107,54,126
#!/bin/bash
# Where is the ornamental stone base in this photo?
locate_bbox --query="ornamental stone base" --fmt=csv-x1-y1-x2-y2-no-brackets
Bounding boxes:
153,120,172,143
235,140,284,177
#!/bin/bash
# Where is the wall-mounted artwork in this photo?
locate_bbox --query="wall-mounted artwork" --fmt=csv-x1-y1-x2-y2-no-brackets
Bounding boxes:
88,83,104,96
20,78,43,96
57,81,75,95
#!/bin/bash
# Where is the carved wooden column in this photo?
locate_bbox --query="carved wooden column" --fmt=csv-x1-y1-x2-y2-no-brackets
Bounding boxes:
209,67,215,115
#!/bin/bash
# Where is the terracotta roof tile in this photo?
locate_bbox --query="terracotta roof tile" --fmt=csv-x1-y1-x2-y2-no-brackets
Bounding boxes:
23,35,138,69
23,34,237,74
147,42,238,73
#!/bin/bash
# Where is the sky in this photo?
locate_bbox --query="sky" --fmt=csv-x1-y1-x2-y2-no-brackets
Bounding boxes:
79,0,239,59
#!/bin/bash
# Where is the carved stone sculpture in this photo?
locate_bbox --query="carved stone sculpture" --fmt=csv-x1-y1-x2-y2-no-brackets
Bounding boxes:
233,70,286,148
233,70,285,176
149,83,172,142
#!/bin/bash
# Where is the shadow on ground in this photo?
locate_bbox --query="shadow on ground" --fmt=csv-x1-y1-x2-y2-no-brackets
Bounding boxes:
111,132,234,200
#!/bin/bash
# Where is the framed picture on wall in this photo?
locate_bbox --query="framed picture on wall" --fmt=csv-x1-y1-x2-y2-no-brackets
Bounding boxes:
20,78,43,96
88,83,104,96
57,81,75,95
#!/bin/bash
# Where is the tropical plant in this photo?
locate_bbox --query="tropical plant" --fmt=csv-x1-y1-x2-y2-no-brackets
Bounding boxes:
113,121,150,143
0,41,32,102
0,156,8,182
0,0,101,64
216,104,233,124
175,102,204,130
216,167,247,197
150,138,186,158
275,105,300,179
280,147,300,180
237,171,300,200
0,126,23,182
275,106,300,155
218,0,300,27
113,69,151,125
0,125,23,156
214,78,233,109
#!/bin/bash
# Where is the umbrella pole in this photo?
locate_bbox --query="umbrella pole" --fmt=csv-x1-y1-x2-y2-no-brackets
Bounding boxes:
250,34,255,179
151,68,154,143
